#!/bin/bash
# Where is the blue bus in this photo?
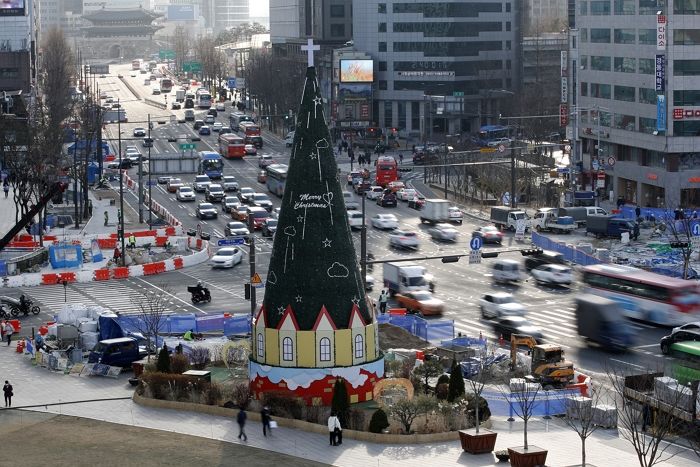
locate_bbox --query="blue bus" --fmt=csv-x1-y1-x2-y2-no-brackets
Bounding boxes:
266,164,288,197
199,151,224,179
477,125,512,147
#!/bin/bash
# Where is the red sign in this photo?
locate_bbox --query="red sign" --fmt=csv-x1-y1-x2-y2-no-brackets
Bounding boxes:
689,177,700,183
673,108,700,120
647,173,658,180
559,104,569,127
360,104,369,119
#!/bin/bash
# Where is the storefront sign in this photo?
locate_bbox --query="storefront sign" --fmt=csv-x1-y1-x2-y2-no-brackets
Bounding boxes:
339,121,369,128
657,14,667,50
655,55,665,92
559,104,569,126
689,177,700,183
647,173,658,180
561,77,568,103
360,104,369,118
672,107,700,120
597,172,605,188
397,71,455,77
561,51,568,75
657,95,666,131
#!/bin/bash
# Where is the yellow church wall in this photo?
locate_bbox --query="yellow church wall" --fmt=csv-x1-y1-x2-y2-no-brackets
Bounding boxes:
264,328,280,365
297,331,315,367
366,323,377,360
335,329,352,366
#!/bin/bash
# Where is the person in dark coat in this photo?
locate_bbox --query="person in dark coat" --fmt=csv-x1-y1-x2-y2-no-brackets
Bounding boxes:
261,405,272,436
635,206,641,220
237,407,248,441
3,380,12,407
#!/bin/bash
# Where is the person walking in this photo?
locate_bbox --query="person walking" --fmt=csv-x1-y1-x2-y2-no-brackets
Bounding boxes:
398,152,403,164
328,411,342,446
4,321,13,346
237,406,248,441
261,405,272,436
3,183,8,198
3,380,12,407
104,211,109,227
378,289,389,314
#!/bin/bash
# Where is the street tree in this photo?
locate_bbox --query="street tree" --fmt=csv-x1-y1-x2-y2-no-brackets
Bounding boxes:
560,384,608,467
388,395,438,434
413,358,444,394
215,22,268,45
129,285,172,361
497,379,542,450
463,344,495,432
171,25,191,74
663,211,694,279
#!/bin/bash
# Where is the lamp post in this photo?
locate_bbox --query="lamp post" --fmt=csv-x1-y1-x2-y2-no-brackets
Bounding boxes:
117,98,125,266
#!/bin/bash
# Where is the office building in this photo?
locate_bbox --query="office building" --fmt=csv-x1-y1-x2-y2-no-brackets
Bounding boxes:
203,0,249,34
0,0,39,94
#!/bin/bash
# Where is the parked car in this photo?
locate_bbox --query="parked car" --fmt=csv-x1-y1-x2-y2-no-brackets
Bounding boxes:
224,221,250,240
193,175,211,192
258,155,273,168
388,230,420,249
205,184,225,202
250,193,273,211
531,264,573,286
171,102,181,110
157,176,171,184
222,196,241,213
377,192,397,207
176,186,196,202
196,202,218,219
222,175,239,192
132,128,146,137
238,187,255,203
262,219,278,237
365,186,384,201
166,178,183,193
198,125,211,135
660,322,700,354
371,213,399,230
210,247,243,268
490,316,543,343
396,188,417,202
472,225,503,244
343,191,359,210
245,144,257,155
487,137,512,148
448,206,463,224
479,293,526,319
428,223,458,242
395,291,445,316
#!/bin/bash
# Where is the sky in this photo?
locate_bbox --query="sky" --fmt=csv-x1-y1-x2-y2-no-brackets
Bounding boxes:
250,0,269,17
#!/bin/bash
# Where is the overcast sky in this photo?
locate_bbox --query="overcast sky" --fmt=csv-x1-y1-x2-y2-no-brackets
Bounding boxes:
250,1,268,17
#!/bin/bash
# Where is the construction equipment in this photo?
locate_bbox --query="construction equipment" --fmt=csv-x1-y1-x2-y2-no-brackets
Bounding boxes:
510,334,575,388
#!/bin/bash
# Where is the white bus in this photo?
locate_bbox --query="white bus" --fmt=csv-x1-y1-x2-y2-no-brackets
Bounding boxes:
266,164,288,197
195,88,212,109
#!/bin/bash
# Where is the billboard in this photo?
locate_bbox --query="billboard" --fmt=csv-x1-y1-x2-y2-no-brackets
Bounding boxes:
167,4,196,21
0,0,26,16
340,60,374,83
338,84,372,100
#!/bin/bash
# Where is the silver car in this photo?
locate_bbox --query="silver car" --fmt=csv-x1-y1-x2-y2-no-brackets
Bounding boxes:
428,223,459,242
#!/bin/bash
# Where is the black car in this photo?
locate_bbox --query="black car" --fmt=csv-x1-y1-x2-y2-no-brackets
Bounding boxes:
660,322,700,354
142,137,154,148
262,219,278,237
207,108,218,117
524,250,567,271
184,99,194,109
377,192,397,207
171,102,182,110
491,316,544,343
193,120,204,130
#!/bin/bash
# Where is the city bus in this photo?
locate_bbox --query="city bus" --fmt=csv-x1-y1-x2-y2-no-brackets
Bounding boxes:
230,112,254,130
477,125,513,147
580,264,700,326
196,88,212,109
198,151,224,179
668,341,700,385
218,133,246,159
131,59,141,71
159,78,173,93
266,164,288,197
375,155,399,187
239,122,263,148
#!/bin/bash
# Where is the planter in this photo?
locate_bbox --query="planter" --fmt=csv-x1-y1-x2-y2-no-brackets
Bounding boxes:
508,446,548,467
458,428,498,454
495,450,510,462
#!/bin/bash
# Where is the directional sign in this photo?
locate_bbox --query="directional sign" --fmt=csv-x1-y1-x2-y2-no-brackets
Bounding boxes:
217,237,245,246
468,251,482,264
182,61,202,73
497,144,506,153
227,77,236,89
470,237,483,251
692,222,700,237
159,49,175,60
180,143,196,150
251,272,264,288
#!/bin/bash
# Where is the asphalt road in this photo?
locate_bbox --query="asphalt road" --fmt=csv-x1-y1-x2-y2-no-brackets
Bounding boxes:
14,63,670,378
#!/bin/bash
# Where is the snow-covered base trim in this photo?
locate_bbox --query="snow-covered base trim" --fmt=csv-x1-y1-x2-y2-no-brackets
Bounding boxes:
249,357,385,406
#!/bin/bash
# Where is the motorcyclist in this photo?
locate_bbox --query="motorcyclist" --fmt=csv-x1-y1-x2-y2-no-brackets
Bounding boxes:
19,294,29,313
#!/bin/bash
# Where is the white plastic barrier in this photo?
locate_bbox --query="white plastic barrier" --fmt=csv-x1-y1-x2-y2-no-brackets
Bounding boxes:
128,264,145,277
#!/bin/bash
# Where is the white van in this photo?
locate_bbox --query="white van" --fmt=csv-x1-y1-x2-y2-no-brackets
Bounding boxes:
347,211,364,230
284,131,295,147
492,259,523,283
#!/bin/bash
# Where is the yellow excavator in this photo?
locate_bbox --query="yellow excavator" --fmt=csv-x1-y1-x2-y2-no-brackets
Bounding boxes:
510,335,575,388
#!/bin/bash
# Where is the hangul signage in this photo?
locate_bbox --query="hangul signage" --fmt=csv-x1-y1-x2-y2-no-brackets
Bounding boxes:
657,95,666,131
673,107,700,120
655,55,665,92
560,51,568,75
561,77,568,103
559,104,569,127
657,14,667,50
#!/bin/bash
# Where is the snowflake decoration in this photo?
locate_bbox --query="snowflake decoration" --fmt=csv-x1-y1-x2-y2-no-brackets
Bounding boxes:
322,238,332,248
351,296,360,305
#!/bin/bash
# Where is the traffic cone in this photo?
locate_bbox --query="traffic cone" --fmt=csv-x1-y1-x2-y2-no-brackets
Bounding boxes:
499,334,505,346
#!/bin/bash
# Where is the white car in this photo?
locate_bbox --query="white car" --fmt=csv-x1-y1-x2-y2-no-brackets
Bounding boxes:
210,247,243,268
239,187,255,203
448,206,463,224
428,223,459,242
251,193,273,211
531,264,573,286
222,196,241,213
348,211,364,230
193,175,211,192
397,188,417,202
371,213,399,230
132,128,146,137
487,137,512,147
365,186,384,200
365,274,375,291
479,292,527,319
343,191,359,210
272,207,282,219
222,175,239,192
388,229,419,249
176,186,195,201
212,122,223,132
215,102,225,111
224,221,250,239
204,114,215,124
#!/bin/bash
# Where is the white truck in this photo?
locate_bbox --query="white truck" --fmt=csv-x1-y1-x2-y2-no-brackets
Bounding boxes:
531,208,577,234
419,199,449,224
176,89,185,102
490,206,529,231
383,262,431,296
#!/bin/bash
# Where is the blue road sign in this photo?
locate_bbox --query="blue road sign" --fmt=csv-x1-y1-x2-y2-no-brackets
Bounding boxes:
470,237,483,251
692,222,700,237
228,77,236,89
217,237,245,246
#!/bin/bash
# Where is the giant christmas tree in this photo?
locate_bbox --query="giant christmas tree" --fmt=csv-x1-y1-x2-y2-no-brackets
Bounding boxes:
249,47,383,406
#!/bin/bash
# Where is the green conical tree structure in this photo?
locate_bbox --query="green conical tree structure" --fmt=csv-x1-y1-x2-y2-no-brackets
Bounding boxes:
448,359,465,402
262,66,370,330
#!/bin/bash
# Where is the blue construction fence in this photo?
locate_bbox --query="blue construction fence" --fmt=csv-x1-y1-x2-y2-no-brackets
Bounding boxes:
531,232,601,266
376,313,455,344
483,388,580,418
114,313,252,337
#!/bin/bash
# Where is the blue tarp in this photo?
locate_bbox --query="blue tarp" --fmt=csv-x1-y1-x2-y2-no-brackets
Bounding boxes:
48,244,83,269
167,313,197,334
223,314,251,336
98,314,124,341
483,389,579,417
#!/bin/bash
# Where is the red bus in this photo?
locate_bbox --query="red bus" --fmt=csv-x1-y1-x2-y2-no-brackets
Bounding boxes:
239,122,263,147
375,156,399,187
159,78,173,93
218,134,246,159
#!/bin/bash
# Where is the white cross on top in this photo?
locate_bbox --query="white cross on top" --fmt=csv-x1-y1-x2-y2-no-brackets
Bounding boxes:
301,38,320,67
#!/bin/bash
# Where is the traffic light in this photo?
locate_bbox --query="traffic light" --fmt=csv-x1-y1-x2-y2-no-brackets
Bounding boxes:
520,248,543,256
481,251,499,258
670,241,689,249
441,256,460,263
244,283,251,300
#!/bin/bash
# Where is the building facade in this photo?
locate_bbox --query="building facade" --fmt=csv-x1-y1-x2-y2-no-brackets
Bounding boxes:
352,0,520,140
0,0,39,94
203,0,249,34
78,7,162,59
576,0,700,207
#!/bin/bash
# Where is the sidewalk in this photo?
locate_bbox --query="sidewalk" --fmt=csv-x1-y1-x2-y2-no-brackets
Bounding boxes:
1,347,694,466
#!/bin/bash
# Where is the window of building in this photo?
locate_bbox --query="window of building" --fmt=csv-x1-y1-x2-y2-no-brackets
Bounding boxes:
379,42,387,52
330,24,345,37
330,4,345,17
674,60,700,76
591,56,611,71
282,337,293,361
614,0,636,14
674,89,700,106
379,23,387,33
580,1,588,14
319,337,331,361
378,3,387,14
257,333,264,358
674,29,700,45
614,29,636,44
506,22,511,32
384,101,393,128
614,57,636,73
411,101,420,131
378,61,387,72
398,101,406,129
591,29,611,43
581,82,589,96
674,121,700,136
675,0,700,14
639,87,656,104
638,58,654,74
639,0,658,14
379,80,388,90
506,2,511,12
506,40,512,50
0,68,18,79
638,29,656,45
580,55,588,69
639,117,657,134
614,85,636,101
599,110,612,126
354,334,364,359
591,1,611,14
590,83,612,98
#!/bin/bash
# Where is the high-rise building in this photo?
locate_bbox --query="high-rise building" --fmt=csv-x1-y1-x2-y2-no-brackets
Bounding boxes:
575,2,700,207
203,0,249,34
0,0,39,94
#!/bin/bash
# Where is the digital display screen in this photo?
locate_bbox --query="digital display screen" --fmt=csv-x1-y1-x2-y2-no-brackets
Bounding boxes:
0,1,26,16
340,60,374,83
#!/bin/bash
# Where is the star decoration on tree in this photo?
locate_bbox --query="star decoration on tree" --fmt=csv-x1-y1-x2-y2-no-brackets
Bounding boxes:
296,215,304,223
295,295,303,303
351,296,360,305
313,96,322,106
277,305,285,316
322,238,332,248
309,152,317,160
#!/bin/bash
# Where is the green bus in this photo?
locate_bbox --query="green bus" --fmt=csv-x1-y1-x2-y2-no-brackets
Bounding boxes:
669,341,700,385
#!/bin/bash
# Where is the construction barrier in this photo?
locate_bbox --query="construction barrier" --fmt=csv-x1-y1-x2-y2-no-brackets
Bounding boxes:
94,269,111,281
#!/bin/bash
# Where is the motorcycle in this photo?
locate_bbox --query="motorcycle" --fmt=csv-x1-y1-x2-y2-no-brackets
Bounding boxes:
187,285,211,304
1,296,40,317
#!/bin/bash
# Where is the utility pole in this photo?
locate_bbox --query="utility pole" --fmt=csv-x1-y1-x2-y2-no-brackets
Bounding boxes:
148,115,153,227
443,147,448,200
248,214,256,317
117,98,125,266
360,193,367,291
511,138,516,208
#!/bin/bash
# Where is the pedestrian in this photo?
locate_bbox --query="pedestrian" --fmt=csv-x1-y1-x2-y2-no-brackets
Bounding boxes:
3,380,12,407
337,142,343,155
398,152,403,164
616,196,624,209
128,233,136,249
366,152,371,166
378,289,389,314
261,405,272,436
104,210,109,226
635,206,641,220
328,411,342,446
3,183,8,198
4,321,13,346
237,406,248,441
117,209,122,224
113,246,121,262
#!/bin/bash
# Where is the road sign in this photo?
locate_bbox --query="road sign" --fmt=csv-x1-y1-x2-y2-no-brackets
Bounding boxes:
159,49,175,60
180,143,196,150
469,251,481,264
251,272,264,288
592,159,600,171
227,77,236,89
692,222,700,237
608,156,616,167
453,91,464,97
182,61,202,73
217,237,245,246
147,180,158,186
479,147,496,153
515,219,526,242
497,144,506,153
470,237,483,251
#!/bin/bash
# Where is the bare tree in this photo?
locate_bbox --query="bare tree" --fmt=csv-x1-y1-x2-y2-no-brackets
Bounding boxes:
388,395,438,434
171,25,190,75
215,22,268,45
129,285,172,361
663,211,694,279
464,344,495,433
498,379,542,449
560,384,608,466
